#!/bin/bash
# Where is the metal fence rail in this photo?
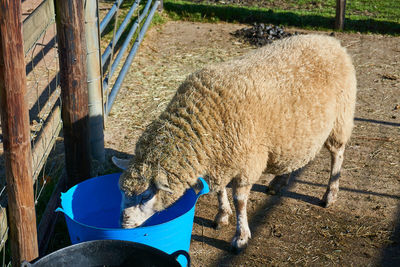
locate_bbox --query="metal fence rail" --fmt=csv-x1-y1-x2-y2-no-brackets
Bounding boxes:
101,0,161,115
100,0,124,35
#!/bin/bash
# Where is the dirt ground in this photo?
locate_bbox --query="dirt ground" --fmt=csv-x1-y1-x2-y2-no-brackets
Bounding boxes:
104,20,400,266
0,1,394,266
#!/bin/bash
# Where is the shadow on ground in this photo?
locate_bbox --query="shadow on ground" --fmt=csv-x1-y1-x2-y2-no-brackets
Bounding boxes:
380,205,400,266
192,159,400,265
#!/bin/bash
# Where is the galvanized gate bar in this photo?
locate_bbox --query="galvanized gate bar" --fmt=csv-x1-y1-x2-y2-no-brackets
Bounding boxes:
101,0,141,70
105,1,160,114
99,0,124,35
86,0,105,163
102,0,153,94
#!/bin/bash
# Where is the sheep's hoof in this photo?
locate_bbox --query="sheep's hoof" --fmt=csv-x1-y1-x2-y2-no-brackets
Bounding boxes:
231,239,248,255
320,198,336,208
231,244,247,255
231,234,250,254
212,219,229,230
213,211,231,230
266,175,289,195
321,191,337,208
266,184,285,195
212,221,221,230
266,186,277,195
319,199,329,208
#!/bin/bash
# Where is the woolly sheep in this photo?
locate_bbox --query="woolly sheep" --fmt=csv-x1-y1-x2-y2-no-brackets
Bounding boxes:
113,34,357,253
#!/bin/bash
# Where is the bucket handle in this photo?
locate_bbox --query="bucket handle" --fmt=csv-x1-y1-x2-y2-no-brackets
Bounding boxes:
55,192,66,213
20,261,32,267
196,177,209,197
170,250,191,267
55,207,63,213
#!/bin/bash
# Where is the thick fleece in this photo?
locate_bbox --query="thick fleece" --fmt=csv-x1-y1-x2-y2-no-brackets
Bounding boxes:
119,34,357,250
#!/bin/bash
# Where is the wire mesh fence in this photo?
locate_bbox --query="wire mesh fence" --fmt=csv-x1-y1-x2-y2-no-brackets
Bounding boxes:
0,0,62,265
25,13,62,201
0,0,162,264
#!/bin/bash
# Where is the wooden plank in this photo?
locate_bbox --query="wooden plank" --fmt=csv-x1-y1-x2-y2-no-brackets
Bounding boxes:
37,171,66,257
31,105,62,181
0,0,39,265
54,0,91,188
23,0,55,55
335,0,347,30
0,105,61,254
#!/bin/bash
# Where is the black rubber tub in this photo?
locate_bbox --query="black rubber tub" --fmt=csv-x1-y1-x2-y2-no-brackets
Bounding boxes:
21,240,190,267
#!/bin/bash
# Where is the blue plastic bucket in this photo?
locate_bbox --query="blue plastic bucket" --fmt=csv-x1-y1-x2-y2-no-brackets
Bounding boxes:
56,173,209,267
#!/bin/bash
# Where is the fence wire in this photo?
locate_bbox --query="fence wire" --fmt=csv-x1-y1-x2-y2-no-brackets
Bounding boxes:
26,18,63,205
0,0,161,264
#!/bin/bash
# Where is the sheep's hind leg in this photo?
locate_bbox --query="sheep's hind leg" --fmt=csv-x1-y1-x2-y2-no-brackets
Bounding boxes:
213,188,232,229
266,173,291,195
231,182,252,254
322,143,345,207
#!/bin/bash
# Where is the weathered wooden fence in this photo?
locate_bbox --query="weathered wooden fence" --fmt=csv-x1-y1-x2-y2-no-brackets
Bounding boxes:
0,0,161,265
1,0,61,265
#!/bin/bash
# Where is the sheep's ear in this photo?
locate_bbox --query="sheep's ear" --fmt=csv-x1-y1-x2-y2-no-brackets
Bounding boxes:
112,156,133,170
154,171,173,194
154,181,173,194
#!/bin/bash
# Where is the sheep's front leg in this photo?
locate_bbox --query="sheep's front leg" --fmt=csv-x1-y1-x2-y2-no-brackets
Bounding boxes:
213,188,232,229
322,144,345,207
231,183,252,254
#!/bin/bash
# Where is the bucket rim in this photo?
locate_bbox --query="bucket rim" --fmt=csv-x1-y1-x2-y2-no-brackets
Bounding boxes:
56,175,209,231
25,239,188,266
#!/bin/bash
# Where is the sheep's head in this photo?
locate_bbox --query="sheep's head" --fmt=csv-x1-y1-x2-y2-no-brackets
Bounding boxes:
114,157,178,228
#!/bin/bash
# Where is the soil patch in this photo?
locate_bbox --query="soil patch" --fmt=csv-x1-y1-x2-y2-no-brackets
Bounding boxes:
232,23,299,46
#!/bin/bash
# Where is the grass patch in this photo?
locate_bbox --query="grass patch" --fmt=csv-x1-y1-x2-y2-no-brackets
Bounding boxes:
239,0,400,22
163,0,400,35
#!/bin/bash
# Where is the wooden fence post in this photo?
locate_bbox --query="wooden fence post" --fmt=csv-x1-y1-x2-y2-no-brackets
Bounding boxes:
335,0,346,30
158,0,163,11
54,0,91,188
0,0,39,265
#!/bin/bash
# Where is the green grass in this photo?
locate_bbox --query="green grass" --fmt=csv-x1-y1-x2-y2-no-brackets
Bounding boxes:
277,0,400,21
163,0,400,35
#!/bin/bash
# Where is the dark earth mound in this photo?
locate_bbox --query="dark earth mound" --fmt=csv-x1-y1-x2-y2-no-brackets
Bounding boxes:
232,23,299,46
